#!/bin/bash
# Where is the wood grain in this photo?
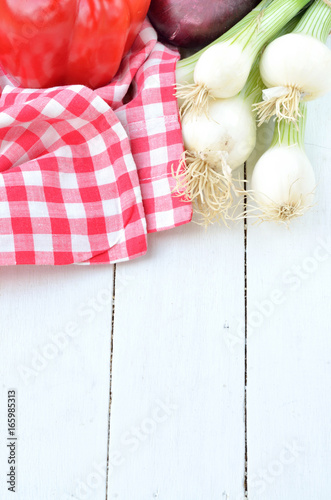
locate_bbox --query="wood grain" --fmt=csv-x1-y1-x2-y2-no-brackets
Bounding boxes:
246,46,331,500
108,222,246,500
0,265,114,500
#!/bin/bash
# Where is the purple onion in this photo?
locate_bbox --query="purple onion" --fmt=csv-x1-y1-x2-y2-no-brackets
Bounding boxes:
148,0,261,49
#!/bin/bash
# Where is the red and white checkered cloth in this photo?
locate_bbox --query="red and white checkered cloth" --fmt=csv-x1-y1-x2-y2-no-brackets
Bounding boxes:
0,20,192,265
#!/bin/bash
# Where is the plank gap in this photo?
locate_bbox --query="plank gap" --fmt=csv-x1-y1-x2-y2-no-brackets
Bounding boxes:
105,264,117,500
244,162,248,499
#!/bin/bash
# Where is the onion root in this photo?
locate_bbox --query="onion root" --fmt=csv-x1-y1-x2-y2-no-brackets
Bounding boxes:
254,85,303,126
172,150,243,225
175,82,213,118
245,184,315,225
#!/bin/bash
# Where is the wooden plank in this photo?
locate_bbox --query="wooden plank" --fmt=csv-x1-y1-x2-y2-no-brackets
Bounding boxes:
0,265,114,500
108,222,246,500
246,60,331,499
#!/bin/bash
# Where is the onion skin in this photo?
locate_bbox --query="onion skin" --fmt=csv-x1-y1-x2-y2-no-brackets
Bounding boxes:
148,0,260,49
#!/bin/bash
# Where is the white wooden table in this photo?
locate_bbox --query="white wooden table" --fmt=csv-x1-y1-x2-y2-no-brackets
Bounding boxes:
0,59,330,499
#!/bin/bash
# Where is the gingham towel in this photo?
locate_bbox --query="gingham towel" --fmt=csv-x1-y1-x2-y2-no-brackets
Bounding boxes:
0,20,192,265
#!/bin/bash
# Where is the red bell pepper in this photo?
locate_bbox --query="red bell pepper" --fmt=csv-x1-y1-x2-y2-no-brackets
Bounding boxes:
0,0,151,89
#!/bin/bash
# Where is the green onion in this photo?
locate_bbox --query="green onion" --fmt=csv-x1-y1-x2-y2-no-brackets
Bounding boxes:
256,0,331,124
176,0,311,117
173,58,264,225
251,103,316,223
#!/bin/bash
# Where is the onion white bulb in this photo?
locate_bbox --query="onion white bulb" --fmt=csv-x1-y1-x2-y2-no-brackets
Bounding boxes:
194,42,253,100
260,33,331,101
251,145,316,223
182,96,257,170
